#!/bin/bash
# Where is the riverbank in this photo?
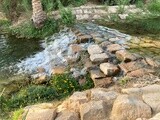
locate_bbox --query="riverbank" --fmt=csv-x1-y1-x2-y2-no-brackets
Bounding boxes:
0,1,160,119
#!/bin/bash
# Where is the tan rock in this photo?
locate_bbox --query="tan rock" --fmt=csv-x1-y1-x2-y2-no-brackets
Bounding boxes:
80,100,108,120
87,45,103,55
69,44,82,54
119,60,147,74
90,69,106,80
111,95,152,120
145,57,159,67
107,44,124,53
51,66,66,74
149,112,160,120
100,63,119,76
126,68,155,77
122,85,160,114
91,88,118,105
90,53,109,63
116,50,136,62
142,85,160,113
93,77,112,88
77,35,92,43
55,110,80,120
24,103,56,120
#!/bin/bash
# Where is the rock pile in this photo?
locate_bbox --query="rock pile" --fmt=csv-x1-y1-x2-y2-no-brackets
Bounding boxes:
22,84,160,120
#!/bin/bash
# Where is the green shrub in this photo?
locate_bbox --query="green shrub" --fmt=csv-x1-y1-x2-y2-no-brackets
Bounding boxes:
10,18,58,39
59,7,75,26
147,0,160,14
50,73,94,97
1,85,58,111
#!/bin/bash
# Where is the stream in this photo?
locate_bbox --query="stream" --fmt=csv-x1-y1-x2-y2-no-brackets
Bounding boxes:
0,17,160,87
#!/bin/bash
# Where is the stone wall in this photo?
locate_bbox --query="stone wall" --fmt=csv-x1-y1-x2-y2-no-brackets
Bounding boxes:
52,5,142,20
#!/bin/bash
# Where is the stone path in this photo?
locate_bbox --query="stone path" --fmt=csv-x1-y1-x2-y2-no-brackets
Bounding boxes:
22,84,160,120
32,23,159,88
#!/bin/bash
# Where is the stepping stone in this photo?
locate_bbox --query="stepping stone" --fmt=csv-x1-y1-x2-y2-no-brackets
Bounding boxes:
92,77,112,88
90,53,109,63
116,50,137,62
90,69,106,80
100,63,119,76
87,45,103,55
107,44,124,53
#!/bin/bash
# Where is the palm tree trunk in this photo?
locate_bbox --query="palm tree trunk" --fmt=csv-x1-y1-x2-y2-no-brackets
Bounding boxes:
32,0,47,28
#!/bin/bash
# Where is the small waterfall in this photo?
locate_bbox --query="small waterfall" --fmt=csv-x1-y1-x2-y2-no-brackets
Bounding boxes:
17,28,77,75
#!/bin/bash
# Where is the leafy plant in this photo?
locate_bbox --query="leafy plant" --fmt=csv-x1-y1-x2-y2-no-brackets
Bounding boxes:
50,73,94,97
59,7,75,26
10,18,58,39
1,85,58,111
147,0,160,14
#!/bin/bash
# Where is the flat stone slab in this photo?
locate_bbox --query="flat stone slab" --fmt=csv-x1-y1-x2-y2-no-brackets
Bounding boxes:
107,44,124,53
90,69,106,80
88,45,103,55
100,63,119,76
90,53,109,63
116,50,137,62
92,77,112,88
119,60,147,74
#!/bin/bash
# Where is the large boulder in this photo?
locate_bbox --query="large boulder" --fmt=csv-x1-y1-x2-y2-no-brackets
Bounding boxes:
80,100,108,120
91,88,118,105
149,112,160,120
111,95,152,120
24,103,57,120
55,110,80,120
122,85,160,114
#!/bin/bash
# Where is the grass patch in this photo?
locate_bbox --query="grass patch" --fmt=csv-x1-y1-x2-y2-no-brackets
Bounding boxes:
9,18,59,39
12,109,24,120
147,0,160,14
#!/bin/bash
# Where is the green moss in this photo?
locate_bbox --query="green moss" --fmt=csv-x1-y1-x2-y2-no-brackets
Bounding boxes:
12,109,24,120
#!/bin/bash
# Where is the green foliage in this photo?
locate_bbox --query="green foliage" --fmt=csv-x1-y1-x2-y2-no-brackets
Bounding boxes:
1,85,58,111
59,7,75,26
147,0,160,14
50,73,94,97
12,109,24,120
119,76,130,86
10,18,58,39
135,0,144,8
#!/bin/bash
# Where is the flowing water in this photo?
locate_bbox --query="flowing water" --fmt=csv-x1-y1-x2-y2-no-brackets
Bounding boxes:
0,34,43,80
0,17,159,85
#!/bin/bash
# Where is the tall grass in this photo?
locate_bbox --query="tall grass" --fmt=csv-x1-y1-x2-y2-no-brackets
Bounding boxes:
147,0,160,14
